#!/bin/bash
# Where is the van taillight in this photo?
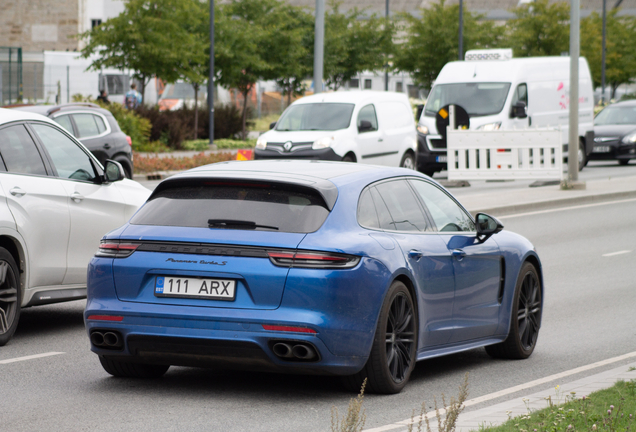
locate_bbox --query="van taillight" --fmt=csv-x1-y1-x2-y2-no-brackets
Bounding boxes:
267,250,360,269
96,240,140,258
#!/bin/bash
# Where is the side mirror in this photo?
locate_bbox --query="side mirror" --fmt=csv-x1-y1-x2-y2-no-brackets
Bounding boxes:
415,104,424,121
510,101,527,119
475,213,503,241
269,122,277,130
358,120,373,133
104,160,125,183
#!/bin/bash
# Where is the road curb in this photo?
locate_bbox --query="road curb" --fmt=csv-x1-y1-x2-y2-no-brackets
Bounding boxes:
470,190,636,216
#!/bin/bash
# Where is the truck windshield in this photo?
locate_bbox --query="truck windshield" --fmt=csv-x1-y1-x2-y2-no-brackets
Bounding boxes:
594,105,636,125
275,103,355,131
425,83,511,117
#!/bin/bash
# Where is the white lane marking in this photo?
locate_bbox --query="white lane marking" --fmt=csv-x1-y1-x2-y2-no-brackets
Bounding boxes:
498,197,636,219
364,350,636,432
602,250,632,257
0,352,65,364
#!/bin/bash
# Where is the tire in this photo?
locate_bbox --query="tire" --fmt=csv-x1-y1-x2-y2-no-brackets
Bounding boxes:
578,141,586,171
114,156,133,179
342,154,356,163
342,281,417,394
400,152,416,170
99,355,170,378
619,159,630,166
486,262,542,359
422,167,436,177
0,247,20,347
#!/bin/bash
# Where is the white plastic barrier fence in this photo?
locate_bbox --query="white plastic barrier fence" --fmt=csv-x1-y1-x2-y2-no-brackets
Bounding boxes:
446,129,563,181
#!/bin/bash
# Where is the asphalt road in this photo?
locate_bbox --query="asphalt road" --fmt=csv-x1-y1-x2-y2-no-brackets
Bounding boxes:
2,167,636,432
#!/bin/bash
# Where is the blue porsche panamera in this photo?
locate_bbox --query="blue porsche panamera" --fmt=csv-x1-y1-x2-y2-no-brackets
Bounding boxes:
85,160,543,394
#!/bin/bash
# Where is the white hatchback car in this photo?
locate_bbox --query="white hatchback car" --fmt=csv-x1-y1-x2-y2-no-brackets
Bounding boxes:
254,91,417,169
0,108,150,345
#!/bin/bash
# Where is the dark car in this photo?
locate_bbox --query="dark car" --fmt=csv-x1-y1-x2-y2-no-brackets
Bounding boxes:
589,100,636,166
85,160,543,394
13,103,134,177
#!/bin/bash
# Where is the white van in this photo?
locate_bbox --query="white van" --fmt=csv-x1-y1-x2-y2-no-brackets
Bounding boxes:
416,49,595,176
255,91,417,168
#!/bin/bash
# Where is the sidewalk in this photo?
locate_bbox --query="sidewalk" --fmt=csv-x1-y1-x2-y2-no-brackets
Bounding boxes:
365,359,636,432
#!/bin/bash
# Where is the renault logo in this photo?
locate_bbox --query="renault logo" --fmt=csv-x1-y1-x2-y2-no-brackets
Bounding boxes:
283,141,293,152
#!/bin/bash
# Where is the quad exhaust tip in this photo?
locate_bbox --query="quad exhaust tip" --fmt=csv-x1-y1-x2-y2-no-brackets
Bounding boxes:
271,341,318,361
90,330,123,350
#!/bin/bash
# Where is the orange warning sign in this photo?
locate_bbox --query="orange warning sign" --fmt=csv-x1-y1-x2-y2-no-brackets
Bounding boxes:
438,108,448,119
236,149,253,161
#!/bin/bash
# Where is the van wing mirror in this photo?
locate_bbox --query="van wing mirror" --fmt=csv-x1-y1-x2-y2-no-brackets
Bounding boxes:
511,101,527,119
269,122,277,130
358,120,373,133
475,213,503,242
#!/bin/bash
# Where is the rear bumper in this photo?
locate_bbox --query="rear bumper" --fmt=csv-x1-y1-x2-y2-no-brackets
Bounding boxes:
84,307,367,375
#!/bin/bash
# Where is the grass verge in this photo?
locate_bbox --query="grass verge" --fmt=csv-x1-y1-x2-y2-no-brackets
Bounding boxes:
478,380,636,431
250,114,280,132
182,138,256,151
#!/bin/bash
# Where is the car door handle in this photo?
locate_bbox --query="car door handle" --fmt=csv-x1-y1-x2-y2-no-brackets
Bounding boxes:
9,187,26,197
452,249,466,260
408,249,423,260
378,138,384,142
71,192,84,203
103,143,111,149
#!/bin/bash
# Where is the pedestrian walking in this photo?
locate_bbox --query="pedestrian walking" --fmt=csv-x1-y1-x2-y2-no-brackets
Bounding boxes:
124,83,142,109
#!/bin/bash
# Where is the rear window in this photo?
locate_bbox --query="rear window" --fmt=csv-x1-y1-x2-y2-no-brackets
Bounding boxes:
130,182,330,233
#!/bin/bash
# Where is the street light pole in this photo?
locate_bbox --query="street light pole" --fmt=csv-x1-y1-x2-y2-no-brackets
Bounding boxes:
208,0,215,146
601,0,607,104
566,0,583,187
314,0,325,94
458,0,464,60
385,0,389,91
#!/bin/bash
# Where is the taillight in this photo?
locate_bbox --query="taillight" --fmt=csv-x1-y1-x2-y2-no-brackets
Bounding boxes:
125,135,132,146
87,315,124,322
267,250,360,269
96,240,140,258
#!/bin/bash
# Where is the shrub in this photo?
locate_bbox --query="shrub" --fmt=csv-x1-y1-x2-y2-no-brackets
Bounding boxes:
133,103,251,150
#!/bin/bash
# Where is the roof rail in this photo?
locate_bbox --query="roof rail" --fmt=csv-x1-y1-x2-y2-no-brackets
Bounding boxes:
47,102,100,115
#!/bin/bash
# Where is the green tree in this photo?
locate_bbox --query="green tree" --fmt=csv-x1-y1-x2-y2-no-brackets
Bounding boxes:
323,2,395,90
581,10,636,99
507,0,570,57
395,0,503,90
261,4,314,105
79,0,194,100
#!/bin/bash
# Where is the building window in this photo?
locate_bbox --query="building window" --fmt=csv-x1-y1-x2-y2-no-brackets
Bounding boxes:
364,79,372,90
91,19,102,29
349,79,359,88
396,82,403,93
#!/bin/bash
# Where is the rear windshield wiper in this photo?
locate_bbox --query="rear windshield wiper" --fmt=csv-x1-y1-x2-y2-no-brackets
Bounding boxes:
207,219,279,231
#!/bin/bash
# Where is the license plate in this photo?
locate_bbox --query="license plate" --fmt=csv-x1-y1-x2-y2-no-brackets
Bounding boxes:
155,276,236,301
593,146,610,153
436,156,447,163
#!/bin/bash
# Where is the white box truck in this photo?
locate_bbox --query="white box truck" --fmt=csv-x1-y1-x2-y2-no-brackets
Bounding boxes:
416,49,595,176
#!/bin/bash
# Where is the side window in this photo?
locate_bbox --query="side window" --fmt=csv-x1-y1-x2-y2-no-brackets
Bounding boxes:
94,115,107,134
0,125,47,175
369,187,394,230
409,179,475,232
72,113,101,138
357,188,380,228
30,124,97,182
512,83,528,107
54,115,75,136
374,180,430,232
357,104,378,133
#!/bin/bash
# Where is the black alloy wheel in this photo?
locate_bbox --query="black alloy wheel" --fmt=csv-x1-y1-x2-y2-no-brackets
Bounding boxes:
342,281,417,394
0,248,21,346
486,262,541,359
